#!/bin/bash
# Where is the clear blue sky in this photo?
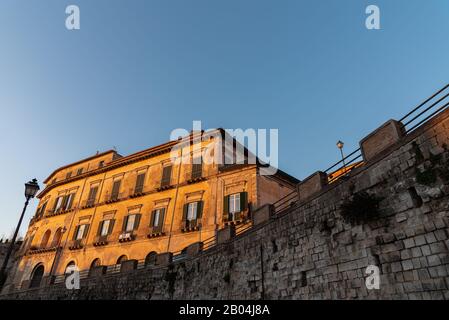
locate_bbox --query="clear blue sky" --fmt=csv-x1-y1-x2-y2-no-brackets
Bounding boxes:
0,0,448,238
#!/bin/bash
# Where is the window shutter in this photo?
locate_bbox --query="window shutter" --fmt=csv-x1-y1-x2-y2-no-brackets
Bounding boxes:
197,201,204,219
240,192,248,211
61,195,69,210
108,219,115,235
66,194,74,210
134,214,141,230
161,166,172,186
112,180,121,197
223,195,229,215
135,173,145,191
73,226,80,240
83,224,90,238
53,197,60,211
159,208,166,227
122,216,129,232
150,210,156,227
97,221,104,236
88,186,98,202
182,204,188,221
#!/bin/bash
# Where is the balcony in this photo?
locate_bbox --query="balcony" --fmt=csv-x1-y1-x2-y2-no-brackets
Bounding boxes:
68,239,84,250
27,246,59,255
129,186,146,198
105,192,125,204
118,231,135,243
46,207,74,217
81,198,96,209
185,167,206,184
223,210,249,226
147,225,165,238
181,219,201,233
93,235,109,247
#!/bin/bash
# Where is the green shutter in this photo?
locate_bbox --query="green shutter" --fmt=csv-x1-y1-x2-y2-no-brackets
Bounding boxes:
240,192,248,211
134,214,141,230
83,224,90,238
150,210,156,227
61,195,69,210
112,180,121,197
223,195,229,215
159,208,166,227
197,201,204,219
97,221,104,236
73,226,80,240
108,219,115,235
182,204,188,221
135,173,145,192
122,216,129,231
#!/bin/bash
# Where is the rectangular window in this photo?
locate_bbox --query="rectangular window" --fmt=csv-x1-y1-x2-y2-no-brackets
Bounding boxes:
54,196,63,212
100,220,110,236
229,193,241,213
66,171,72,179
135,173,145,193
77,168,83,175
161,165,172,187
126,214,136,232
87,186,98,205
191,157,202,179
75,224,87,240
111,180,121,199
63,193,75,210
187,202,198,221
99,161,105,168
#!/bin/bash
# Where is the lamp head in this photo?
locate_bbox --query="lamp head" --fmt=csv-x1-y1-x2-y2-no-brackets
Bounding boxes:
24,178,40,199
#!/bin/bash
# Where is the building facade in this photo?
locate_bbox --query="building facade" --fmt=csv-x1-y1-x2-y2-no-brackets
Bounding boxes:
8,129,297,290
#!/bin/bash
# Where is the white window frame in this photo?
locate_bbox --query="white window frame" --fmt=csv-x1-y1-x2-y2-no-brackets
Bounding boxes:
229,193,241,214
76,224,86,240
100,220,110,236
126,214,136,232
187,202,198,221
153,209,161,227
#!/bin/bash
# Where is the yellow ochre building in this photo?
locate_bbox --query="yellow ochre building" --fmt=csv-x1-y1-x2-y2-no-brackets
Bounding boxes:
10,129,298,290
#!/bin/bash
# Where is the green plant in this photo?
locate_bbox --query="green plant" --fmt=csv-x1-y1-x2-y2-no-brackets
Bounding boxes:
340,191,382,224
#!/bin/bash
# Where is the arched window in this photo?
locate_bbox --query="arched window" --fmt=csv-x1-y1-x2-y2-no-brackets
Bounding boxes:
51,228,63,247
145,251,157,266
65,261,76,274
90,258,101,269
117,255,128,264
40,230,51,248
29,264,44,288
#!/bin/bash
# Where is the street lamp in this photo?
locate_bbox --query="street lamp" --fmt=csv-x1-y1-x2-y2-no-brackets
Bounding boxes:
336,140,347,173
0,179,40,288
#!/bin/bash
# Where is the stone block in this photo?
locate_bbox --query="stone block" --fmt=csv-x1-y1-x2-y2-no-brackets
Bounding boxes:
89,266,107,277
186,241,203,257
298,171,328,201
120,259,138,273
252,204,273,225
360,119,405,162
217,225,235,244
156,252,173,266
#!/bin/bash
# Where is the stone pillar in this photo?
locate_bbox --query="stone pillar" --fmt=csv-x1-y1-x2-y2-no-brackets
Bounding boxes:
298,171,327,201
89,266,107,277
120,259,138,273
155,252,173,266
217,225,236,244
186,242,203,257
360,119,405,162
252,204,273,225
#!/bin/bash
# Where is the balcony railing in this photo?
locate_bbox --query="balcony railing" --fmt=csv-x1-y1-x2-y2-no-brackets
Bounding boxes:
181,218,201,232
105,192,125,203
223,210,249,226
81,198,97,209
147,225,165,238
93,235,109,246
68,239,84,250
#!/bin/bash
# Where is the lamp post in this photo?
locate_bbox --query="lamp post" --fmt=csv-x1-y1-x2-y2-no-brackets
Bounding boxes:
336,140,347,173
0,179,40,288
